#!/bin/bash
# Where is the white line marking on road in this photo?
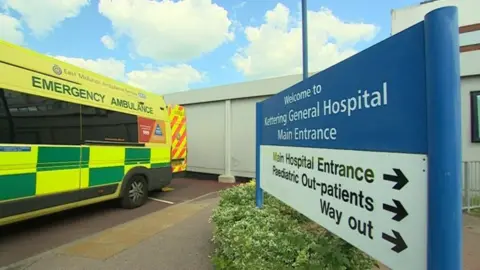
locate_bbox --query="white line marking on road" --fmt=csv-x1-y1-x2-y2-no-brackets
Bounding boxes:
148,197,175,204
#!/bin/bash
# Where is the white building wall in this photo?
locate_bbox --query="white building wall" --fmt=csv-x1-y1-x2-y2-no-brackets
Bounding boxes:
230,97,268,178
164,73,316,180
167,63,480,180
183,101,226,175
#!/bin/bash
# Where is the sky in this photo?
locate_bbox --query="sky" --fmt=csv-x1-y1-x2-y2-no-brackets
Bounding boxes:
0,0,423,95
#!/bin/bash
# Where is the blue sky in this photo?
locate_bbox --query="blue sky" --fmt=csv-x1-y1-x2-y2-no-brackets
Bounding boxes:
0,0,422,94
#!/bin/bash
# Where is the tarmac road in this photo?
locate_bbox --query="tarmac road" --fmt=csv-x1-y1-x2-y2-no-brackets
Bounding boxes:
0,178,234,268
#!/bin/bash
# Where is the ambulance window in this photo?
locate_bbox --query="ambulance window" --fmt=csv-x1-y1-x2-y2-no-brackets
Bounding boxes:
80,105,139,143
0,89,12,143
0,89,81,145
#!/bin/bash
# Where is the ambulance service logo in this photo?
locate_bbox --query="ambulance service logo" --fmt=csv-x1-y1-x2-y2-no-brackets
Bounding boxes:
52,64,62,75
155,124,163,136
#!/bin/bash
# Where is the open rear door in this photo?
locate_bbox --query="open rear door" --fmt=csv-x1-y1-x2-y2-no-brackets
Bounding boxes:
168,105,187,174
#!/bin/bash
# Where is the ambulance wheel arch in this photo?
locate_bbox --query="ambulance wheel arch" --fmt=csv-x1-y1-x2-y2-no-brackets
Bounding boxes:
119,166,150,209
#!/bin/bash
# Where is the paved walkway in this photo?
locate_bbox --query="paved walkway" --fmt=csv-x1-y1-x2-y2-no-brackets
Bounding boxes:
0,178,234,268
3,192,480,270
463,213,480,270
2,192,219,270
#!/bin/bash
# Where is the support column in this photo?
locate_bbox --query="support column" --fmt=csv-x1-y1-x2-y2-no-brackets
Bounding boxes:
425,6,462,270
218,99,235,183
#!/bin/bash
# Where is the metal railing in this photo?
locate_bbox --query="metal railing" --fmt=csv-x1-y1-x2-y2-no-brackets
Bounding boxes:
463,161,480,211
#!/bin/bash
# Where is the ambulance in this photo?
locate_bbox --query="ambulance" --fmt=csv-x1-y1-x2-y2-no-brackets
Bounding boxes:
168,105,188,176
0,40,187,226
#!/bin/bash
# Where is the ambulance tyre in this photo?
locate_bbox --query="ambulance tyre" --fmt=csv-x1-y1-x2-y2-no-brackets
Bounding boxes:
120,175,148,209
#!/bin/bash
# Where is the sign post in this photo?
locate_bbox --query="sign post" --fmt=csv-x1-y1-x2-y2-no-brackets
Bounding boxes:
424,7,462,270
301,0,308,80
255,6,461,270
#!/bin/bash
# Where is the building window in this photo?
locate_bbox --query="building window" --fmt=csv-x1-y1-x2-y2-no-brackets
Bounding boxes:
471,91,480,143
0,89,81,145
81,105,139,143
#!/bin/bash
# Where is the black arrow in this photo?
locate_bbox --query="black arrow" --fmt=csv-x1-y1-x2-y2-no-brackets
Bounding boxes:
382,230,407,253
383,199,408,222
383,168,409,190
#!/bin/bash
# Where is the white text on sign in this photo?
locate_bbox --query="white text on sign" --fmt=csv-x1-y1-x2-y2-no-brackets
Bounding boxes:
263,82,388,142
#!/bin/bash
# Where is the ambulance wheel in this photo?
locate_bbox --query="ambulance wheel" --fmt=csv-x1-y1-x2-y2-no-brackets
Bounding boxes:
121,175,148,209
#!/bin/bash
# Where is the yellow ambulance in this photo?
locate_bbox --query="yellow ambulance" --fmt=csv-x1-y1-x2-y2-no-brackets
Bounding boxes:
168,104,188,175
0,40,187,226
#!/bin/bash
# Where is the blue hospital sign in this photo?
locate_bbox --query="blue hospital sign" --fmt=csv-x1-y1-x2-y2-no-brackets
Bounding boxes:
255,6,462,270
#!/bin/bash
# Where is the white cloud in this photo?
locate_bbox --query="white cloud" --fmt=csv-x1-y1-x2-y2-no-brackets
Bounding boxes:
101,35,116,50
232,3,379,79
2,0,90,37
0,13,24,44
98,0,234,62
127,64,203,94
230,1,246,33
54,56,203,94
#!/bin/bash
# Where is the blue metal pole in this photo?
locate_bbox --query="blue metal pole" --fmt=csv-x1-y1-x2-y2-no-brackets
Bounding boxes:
301,0,308,81
255,102,264,208
424,6,462,270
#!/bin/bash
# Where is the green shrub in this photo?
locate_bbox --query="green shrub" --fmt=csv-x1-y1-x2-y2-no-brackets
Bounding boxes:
210,181,377,270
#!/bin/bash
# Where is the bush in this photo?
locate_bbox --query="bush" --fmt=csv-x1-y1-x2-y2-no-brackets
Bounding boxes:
210,180,377,270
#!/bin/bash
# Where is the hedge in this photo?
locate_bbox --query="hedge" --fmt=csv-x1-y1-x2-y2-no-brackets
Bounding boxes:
210,180,377,270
